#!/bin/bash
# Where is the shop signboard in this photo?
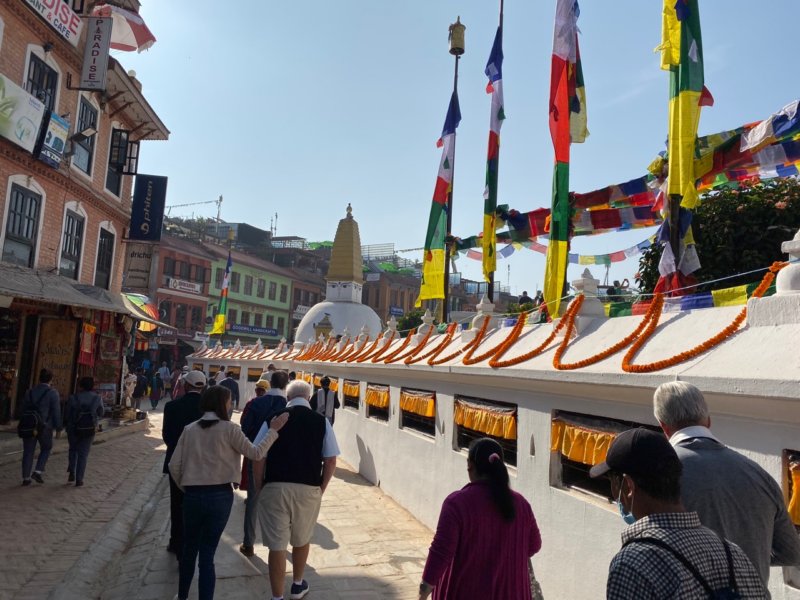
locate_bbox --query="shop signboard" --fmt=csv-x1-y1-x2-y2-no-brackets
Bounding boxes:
292,304,310,320
366,273,381,282
122,242,154,292
38,112,69,168
389,305,404,317
79,17,113,90
0,74,46,154
130,175,168,242
229,324,278,337
33,318,79,402
22,0,83,47
168,277,202,295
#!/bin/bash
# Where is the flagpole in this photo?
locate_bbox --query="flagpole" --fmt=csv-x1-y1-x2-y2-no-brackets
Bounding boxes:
487,0,504,304
442,21,464,324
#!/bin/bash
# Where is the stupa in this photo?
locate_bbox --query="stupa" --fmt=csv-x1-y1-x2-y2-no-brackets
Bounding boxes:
294,205,382,343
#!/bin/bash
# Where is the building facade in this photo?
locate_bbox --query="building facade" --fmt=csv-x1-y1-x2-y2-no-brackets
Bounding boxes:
0,2,167,421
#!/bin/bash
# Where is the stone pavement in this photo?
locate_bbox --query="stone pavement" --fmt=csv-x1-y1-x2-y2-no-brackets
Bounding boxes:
0,406,435,600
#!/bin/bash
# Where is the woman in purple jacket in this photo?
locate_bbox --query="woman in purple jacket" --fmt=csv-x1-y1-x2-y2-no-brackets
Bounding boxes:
419,438,542,600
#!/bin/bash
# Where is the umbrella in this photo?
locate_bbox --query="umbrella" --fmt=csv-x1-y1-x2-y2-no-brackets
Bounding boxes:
124,293,160,332
91,4,156,53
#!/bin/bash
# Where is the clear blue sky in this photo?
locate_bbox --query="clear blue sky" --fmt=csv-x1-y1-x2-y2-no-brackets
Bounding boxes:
121,1,798,295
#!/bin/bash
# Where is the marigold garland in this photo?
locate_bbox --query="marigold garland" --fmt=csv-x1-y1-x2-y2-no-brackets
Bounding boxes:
375,329,415,363
621,262,786,373
357,331,396,363
293,341,318,361
343,336,379,363
488,298,582,368
406,323,458,365
429,316,491,366
386,326,434,364
324,339,354,362
334,339,361,362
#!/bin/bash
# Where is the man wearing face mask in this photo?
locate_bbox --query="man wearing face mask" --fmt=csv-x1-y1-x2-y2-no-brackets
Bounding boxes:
590,428,767,599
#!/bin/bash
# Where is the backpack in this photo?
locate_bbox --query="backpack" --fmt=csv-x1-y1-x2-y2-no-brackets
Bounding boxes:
625,535,740,599
73,397,97,438
17,388,47,439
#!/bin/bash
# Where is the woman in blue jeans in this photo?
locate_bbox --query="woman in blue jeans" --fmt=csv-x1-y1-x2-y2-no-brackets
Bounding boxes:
169,386,288,600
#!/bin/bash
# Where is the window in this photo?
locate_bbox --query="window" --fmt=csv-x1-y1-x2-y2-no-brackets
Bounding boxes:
550,411,659,501
400,388,436,438
228,308,238,324
279,284,288,303
277,317,285,332
268,281,277,300
192,265,207,284
257,278,266,298
190,306,202,330
294,289,301,304
366,383,390,422
175,304,187,328
175,261,189,280
302,290,309,304
164,257,175,277
94,228,114,289
25,54,57,111
241,311,250,325
343,380,360,410
159,300,172,323
59,210,84,279
454,396,517,466
105,129,128,196
230,271,240,293
254,313,263,327
215,267,224,288
72,97,98,175
266,314,274,328
3,184,41,268
244,275,253,295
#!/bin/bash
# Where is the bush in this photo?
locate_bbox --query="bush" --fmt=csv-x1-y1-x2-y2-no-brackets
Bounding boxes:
636,178,800,294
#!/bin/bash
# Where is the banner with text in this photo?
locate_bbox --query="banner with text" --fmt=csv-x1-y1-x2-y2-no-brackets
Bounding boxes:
80,17,113,90
38,112,69,168
0,73,46,154
23,0,83,47
130,175,167,242
122,242,154,292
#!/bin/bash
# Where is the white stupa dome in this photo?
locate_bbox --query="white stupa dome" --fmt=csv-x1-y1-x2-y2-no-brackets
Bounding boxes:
295,301,382,343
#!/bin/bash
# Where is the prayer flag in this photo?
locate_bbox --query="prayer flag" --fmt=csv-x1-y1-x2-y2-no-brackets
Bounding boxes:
482,25,505,283
416,91,461,306
210,251,232,335
544,0,587,317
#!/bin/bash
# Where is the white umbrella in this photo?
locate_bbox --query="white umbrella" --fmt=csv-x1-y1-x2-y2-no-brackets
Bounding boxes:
91,3,156,53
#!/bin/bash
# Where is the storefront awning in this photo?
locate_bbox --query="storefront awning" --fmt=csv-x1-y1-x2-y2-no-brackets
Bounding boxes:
121,293,174,330
0,262,134,316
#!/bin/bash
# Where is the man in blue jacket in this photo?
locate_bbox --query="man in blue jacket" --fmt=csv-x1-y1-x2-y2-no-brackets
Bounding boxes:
217,369,240,411
21,369,62,486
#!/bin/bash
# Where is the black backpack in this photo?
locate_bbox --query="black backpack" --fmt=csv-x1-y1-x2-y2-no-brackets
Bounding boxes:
626,535,741,599
17,389,46,439
73,397,97,438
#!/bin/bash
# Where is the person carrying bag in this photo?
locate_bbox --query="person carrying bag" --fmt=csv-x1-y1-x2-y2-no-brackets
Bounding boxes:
64,377,104,487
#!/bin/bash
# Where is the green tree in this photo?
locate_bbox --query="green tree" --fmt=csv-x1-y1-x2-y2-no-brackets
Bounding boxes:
636,179,800,294
397,309,426,336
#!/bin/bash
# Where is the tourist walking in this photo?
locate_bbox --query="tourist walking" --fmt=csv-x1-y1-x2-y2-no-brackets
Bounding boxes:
419,438,541,600
239,370,289,557
149,369,164,410
252,379,339,600
314,376,338,424
162,370,206,556
64,377,104,486
217,369,240,411
169,386,288,600
589,427,767,599
132,368,148,411
19,368,62,486
653,381,800,585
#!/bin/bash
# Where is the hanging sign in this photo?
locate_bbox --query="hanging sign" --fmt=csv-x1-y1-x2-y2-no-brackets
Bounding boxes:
79,17,113,90
38,112,70,168
122,242,154,292
0,74,46,153
22,0,83,47
130,175,167,241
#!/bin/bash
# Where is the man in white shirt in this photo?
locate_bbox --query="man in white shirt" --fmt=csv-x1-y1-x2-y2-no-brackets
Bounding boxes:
314,376,338,425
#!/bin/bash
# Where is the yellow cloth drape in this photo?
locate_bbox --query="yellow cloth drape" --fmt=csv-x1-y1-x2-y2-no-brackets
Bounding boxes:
365,384,390,409
454,400,516,441
313,375,322,387
789,465,800,526
329,379,338,392
399,390,436,418
550,420,617,466
343,380,360,397
302,372,312,384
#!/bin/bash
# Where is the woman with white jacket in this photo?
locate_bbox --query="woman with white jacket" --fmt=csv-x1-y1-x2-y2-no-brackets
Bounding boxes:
169,386,288,600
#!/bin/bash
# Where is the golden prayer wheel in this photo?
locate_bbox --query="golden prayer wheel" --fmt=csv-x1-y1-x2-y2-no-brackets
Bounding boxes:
449,17,465,56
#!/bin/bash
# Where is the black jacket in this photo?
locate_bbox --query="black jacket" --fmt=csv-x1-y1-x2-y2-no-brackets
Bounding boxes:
218,378,240,403
161,391,203,474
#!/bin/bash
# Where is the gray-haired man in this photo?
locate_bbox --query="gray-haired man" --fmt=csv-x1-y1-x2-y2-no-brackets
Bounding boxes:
653,381,800,585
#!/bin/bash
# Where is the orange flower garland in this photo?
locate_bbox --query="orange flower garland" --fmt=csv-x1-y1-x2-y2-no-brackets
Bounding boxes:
342,336,379,363
357,331,397,363
406,323,458,365
375,329,416,363
324,339,354,362
429,316,491,366
488,298,582,369
622,262,786,373
553,294,659,370
386,326,434,364
293,341,319,361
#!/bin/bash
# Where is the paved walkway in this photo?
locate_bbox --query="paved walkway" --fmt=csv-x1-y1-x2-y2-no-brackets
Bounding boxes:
0,407,434,600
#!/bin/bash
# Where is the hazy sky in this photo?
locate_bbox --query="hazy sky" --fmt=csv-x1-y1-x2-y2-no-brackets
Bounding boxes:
121,1,798,295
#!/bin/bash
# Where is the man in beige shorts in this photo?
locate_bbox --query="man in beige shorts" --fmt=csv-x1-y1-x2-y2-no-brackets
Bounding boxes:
252,379,339,600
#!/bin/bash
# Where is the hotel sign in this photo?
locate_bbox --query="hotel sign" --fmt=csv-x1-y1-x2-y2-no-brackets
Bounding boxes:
168,277,202,295
22,0,83,47
79,17,112,90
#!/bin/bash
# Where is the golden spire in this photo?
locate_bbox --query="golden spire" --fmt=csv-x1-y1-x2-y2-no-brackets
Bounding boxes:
327,203,363,284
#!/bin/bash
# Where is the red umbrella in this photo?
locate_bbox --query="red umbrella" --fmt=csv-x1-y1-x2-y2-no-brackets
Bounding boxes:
91,4,156,53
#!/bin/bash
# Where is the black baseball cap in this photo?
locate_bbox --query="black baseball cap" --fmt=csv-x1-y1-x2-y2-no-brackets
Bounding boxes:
589,427,677,479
